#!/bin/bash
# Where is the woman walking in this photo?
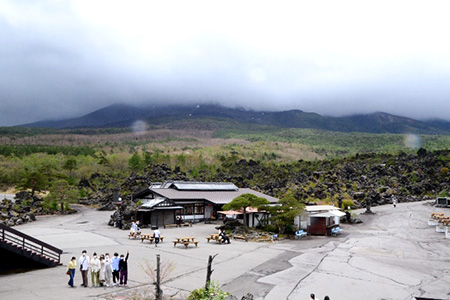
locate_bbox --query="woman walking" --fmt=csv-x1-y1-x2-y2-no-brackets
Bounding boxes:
67,257,77,288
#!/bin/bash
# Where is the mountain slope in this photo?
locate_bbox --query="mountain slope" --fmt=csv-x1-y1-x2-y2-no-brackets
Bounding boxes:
21,103,450,134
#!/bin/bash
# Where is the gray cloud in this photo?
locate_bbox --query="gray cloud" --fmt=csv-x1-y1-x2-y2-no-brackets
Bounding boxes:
1,1,450,126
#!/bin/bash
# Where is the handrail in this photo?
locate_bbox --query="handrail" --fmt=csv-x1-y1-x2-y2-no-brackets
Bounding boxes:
0,223,62,263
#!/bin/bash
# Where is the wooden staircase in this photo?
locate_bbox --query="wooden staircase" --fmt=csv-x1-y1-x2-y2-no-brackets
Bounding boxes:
0,223,62,268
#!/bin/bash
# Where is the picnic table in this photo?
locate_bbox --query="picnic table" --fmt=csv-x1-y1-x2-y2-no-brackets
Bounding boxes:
206,234,221,243
140,234,164,244
429,213,447,226
173,237,198,248
163,222,193,229
128,231,141,239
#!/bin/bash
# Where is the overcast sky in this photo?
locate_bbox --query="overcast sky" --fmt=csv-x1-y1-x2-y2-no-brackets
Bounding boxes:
1,1,450,126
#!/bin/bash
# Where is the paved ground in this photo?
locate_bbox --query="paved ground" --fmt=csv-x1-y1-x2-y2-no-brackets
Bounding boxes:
0,200,449,300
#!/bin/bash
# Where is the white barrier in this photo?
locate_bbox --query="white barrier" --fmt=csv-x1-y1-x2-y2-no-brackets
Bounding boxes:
428,219,439,226
445,227,450,239
436,224,446,233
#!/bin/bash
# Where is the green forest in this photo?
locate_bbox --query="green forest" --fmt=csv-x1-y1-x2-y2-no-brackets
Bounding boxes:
1,126,450,216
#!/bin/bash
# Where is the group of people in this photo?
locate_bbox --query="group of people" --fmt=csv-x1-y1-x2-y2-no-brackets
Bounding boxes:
66,250,130,288
130,221,141,235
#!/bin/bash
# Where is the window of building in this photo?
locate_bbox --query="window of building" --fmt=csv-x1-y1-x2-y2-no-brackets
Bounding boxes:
194,204,204,214
184,205,193,215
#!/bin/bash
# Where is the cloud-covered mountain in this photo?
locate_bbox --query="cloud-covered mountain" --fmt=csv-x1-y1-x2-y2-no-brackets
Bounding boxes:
21,103,450,135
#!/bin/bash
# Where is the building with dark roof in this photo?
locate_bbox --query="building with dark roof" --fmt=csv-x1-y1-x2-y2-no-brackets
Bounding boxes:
133,181,279,227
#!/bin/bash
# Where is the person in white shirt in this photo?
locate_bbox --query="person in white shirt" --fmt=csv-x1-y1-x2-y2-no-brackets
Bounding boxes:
78,250,90,287
90,252,101,287
104,253,113,287
130,222,136,234
153,227,161,247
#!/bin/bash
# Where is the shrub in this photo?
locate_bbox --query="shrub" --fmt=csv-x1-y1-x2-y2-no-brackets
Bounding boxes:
263,224,278,233
437,190,449,197
187,281,229,300
342,199,355,210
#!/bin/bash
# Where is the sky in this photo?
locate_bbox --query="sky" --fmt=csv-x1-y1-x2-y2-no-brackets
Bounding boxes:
1,1,450,126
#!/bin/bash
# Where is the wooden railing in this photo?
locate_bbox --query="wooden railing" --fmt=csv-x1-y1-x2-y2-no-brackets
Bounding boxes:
0,223,62,264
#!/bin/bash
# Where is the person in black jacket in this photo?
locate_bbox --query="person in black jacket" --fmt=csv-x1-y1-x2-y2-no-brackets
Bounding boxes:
119,250,129,286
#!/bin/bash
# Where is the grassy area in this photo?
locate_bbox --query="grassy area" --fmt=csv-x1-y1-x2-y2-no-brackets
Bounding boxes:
214,127,450,158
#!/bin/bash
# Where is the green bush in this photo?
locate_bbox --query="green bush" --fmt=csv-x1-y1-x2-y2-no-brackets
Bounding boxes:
437,190,449,197
263,224,278,233
342,199,355,210
187,281,229,300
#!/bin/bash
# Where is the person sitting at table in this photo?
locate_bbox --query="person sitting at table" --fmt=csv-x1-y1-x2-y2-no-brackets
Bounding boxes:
135,221,141,234
219,229,230,244
130,222,136,235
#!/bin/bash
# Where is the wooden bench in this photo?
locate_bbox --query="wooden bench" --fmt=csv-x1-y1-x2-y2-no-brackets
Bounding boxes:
173,240,198,248
206,234,221,243
164,224,178,229
431,212,445,219
163,223,192,228
128,231,141,239
232,235,248,242
140,234,164,243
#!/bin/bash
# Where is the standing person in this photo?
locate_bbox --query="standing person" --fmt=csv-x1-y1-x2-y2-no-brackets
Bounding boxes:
153,227,161,247
392,195,398,208
111,252,120,286
119,250,129,286
90,252,101,287
67,256,77,288
99,254,106,287
117,215,123,229
104,253,113,287
78,250,90,287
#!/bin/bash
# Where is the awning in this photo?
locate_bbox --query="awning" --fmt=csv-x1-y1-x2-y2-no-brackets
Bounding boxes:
218,210,243,215
305,205,341,212
218,207,265,215
141,199,165,208
138,206,184,212
311,210,346,218
154,206,184,210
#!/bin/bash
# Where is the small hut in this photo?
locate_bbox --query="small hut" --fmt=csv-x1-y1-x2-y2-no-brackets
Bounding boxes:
295,205,346,236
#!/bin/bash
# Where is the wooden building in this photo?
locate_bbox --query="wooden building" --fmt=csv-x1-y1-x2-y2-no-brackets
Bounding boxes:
133,181,278,227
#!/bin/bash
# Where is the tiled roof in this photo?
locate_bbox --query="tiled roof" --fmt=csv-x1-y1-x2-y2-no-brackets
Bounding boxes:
149,188,278,205
160,181,239,191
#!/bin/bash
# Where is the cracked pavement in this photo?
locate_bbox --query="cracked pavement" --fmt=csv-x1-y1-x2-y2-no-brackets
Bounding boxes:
0,201,449,300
